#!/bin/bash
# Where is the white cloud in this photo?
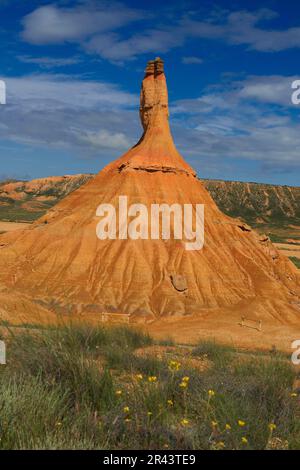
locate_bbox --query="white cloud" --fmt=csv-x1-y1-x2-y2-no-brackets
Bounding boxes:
79,129,130,149
0,74,139,154
173,75,299,111
170,75,300,175
5,74,138,110
85,8,300,60
83,8,300,61
1,72,300,179
237,75,298,106
20,5,300,62
21,2,145,45
181,9,300,52
181,56,203,64
85,28,184,62
17,55,82,69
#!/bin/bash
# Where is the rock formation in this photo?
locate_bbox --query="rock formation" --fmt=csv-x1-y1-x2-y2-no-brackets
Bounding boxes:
0,58,299,329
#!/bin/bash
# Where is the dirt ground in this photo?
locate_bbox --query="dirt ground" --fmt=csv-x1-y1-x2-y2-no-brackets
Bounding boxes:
274,242,300,260
271,225,300,260
0,220,299,354
1,310,299,355
145,313,300,353
0,294,299,354
0,221,31,232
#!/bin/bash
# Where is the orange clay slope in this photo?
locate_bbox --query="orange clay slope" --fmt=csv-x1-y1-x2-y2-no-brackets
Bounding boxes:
0,58,299,333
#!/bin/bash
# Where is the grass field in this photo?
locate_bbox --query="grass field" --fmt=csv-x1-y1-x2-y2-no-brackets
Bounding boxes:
290,257,300,269
0,324,299,450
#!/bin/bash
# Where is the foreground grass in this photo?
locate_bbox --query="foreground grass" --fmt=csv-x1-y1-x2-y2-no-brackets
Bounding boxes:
0,324,299,450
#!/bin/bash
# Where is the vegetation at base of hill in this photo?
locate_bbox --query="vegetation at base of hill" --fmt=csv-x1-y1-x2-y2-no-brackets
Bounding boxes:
0,203,46,222
203,180,300,229
289,257,300,269
0,177,299,229
0,175,93,222
0,324,299,450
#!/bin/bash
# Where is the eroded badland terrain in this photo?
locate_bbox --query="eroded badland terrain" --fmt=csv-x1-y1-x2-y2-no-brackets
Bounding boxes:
0,58,299,351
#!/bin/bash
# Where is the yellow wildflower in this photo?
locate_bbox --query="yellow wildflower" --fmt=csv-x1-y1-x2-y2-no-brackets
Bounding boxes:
211,420,218,428
291,392,297,397
238,420,246,427
269,423,277,432
217,441,225,449
225,423,231,430
168,360,181,371
241,437,248,444
167,399,174,406
136,374,143,380
124,418,131,423
115,390,122,396
182,376,190,382
148,376,157,383
181,418,189,426
208,389,215,397
179,381,188,388
147,411,153,416
123,406,130,413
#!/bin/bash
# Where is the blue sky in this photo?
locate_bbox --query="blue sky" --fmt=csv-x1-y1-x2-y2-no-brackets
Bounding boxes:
0,0,299,185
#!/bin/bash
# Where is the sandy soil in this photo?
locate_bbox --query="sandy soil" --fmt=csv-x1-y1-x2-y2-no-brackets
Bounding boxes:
145,313,300,353
283,251,300,258
274,242,300,259
0,221,31,232
275,243,300,251
0,306,299,354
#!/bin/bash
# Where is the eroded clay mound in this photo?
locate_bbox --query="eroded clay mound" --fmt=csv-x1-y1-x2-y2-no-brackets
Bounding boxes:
0,58,299,326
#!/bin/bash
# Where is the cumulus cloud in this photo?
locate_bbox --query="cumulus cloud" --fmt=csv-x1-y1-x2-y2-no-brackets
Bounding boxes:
17,55,82,69
79,129,131,149
85,28,184,62
179,9,300,53
0,74,139,154
5,74,138,110
20,4,300,62
237,75,299,106
171,75,300,176
21,2,144,45
1,72,299,180
181,56,203,64
173,75,299,111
